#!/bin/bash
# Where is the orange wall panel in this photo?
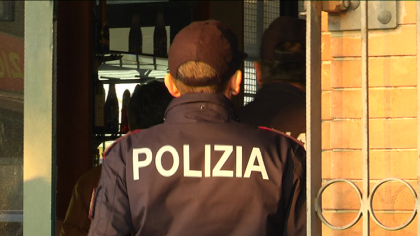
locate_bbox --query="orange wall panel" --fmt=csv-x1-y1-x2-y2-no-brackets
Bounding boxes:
330,26,416,58
330,88,417,119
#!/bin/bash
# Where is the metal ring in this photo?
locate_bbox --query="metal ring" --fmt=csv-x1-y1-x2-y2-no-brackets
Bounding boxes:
315,178,363,230
369,178,417,231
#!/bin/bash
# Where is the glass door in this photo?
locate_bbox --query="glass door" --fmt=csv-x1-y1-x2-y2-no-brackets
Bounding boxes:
0,1,25,235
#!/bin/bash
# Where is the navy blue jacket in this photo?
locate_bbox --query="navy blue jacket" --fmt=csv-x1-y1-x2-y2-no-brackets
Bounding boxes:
238,82,306,143
88,93,306,236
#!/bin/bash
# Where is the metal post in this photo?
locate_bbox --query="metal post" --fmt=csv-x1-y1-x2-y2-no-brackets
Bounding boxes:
361,1,370,235
306,1,322,235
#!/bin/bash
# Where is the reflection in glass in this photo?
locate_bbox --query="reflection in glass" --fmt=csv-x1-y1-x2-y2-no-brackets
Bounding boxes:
0,1,24,235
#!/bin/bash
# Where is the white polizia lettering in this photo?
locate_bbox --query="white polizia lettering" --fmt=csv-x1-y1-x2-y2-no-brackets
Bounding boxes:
236,146,242,178
244,147,269,180
213,145,233,177
156,145,179,177
133,148,152,180
204,145,211,177
132,145,269,180
184,145,202,177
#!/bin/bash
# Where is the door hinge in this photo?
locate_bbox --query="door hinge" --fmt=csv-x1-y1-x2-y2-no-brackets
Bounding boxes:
322,0,397,31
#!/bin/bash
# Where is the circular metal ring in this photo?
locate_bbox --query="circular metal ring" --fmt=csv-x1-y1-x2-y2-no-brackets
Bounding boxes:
315,179,363,230
369,178,417,231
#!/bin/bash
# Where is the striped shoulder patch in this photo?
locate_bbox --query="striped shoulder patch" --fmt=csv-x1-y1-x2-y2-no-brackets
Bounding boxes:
88,187,97,220
258,126,305,148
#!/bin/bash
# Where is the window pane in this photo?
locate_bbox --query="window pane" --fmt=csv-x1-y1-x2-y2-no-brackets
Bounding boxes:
243,0,280,105
0,1,24,235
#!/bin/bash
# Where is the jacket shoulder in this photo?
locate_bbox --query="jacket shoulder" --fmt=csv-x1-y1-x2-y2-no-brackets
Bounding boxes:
258,126,305,149
102,129,143,159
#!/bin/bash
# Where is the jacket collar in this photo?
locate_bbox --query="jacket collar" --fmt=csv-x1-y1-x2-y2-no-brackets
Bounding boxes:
164,93,240,123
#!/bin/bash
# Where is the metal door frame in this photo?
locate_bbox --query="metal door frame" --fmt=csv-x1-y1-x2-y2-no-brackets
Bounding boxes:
23,1,55,235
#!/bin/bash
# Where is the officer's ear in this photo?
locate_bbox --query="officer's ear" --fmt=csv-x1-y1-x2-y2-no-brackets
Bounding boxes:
226,70,242,98
254,61,263,86
164,73,181,97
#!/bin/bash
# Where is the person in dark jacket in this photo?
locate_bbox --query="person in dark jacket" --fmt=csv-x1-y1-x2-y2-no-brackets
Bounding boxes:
88,19,306,236
238,16,306,145
59,81,173,236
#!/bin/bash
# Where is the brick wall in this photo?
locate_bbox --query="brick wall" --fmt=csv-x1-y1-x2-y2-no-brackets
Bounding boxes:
320,1,417,235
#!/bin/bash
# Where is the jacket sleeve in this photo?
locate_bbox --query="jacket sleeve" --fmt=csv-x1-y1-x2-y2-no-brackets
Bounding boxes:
60,165,102,236
283,142,307,236
59,179,91,236
88,142,133,236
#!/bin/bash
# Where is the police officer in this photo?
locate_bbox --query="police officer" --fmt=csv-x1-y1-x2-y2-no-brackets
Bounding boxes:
88,20,306,236
238,16,306,144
